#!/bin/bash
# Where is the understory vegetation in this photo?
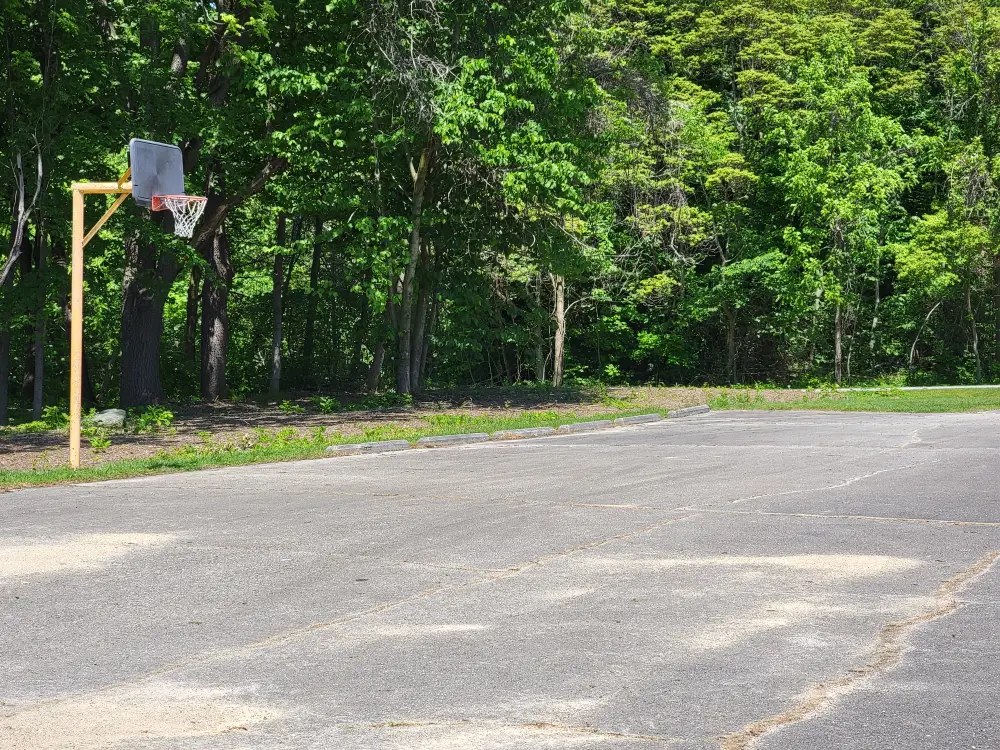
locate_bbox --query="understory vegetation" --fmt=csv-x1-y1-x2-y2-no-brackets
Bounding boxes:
5,0,1000,427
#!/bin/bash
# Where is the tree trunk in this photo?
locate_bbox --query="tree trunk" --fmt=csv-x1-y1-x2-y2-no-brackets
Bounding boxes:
723,301,737,384
120,229,180,407
200,227,233,400
397,137,436,395
120,233,179,408
994,251,1000,365
367,280,397,392
120,288,168,407
269,214,286,396
910,302,942,372
303,217,323,381
834,302,843,386
419,296,438,388
967,282,982,383
0,277,9,426
409,240,431,391
352,268,374,385
870,275,880,357
32,227,46,420
534,273,546,382
18,240,34,402
184,265,200,364
3,230,32,421
552,273,566,388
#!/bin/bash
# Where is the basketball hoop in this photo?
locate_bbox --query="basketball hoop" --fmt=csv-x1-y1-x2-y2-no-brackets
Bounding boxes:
151,194,207,238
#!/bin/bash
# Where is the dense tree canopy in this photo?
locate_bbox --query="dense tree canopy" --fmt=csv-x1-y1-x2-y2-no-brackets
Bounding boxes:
4,0,1000,420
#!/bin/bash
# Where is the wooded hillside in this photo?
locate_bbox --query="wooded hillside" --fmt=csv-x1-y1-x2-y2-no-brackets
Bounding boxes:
3,0,1000,420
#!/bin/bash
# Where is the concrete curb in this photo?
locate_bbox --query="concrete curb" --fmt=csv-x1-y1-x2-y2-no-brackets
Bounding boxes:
556,420,613,434
416,433,491,448
668,405,712,419
326,439,411,456
491,427,557,441
613,414,663,426
324,407,711,458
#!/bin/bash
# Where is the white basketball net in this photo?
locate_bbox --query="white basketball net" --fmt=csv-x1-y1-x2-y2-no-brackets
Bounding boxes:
151,195,207,239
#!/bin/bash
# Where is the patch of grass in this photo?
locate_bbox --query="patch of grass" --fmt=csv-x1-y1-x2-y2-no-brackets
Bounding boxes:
420,410,569,433
711,387,1000,413
0,406,669,491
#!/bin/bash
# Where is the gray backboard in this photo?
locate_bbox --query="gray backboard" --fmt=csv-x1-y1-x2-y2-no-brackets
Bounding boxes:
129,138,185,208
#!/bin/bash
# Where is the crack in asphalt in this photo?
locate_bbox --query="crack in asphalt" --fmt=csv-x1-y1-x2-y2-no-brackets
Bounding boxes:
899,422,942,448
480,514,694,583
395,559,509,574
728,463,923,506
718,550,1000,750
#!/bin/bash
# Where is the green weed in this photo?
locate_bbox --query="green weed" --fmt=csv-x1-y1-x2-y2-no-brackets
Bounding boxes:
311,395,341,414
131,405,175,434
87,431,112,453
279,400,306,415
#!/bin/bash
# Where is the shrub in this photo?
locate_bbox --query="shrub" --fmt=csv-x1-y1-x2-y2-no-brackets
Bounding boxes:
279,400,306,415
86,430,112,453
131,405,175,434
311,395,341,414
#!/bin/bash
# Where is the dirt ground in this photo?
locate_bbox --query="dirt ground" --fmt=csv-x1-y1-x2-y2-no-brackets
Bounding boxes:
0,386,808,472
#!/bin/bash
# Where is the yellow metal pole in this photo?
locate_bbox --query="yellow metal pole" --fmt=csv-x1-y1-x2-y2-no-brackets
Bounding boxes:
69,189,84,469
67,173,132,468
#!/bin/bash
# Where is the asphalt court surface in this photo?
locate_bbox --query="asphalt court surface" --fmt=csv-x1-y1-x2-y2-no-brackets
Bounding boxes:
2,410,999,749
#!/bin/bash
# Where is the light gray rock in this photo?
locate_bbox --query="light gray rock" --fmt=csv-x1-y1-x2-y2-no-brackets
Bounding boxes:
90,409,127,428
417,433,490,448
490,427,557,440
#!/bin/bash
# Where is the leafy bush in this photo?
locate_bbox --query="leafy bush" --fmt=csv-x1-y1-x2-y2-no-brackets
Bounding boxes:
42,405,70,430
131,405,175,434
279,400,306,415
0,420,48,434
311,395,341,414
86,430,112,453
1,406,73,434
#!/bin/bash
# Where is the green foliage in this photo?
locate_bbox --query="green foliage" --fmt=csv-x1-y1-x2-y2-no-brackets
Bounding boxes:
311,396,341,414
42,406,70,431
278,401,306,415
130,406,175,434
87,432,113,453
8,0,1000,429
